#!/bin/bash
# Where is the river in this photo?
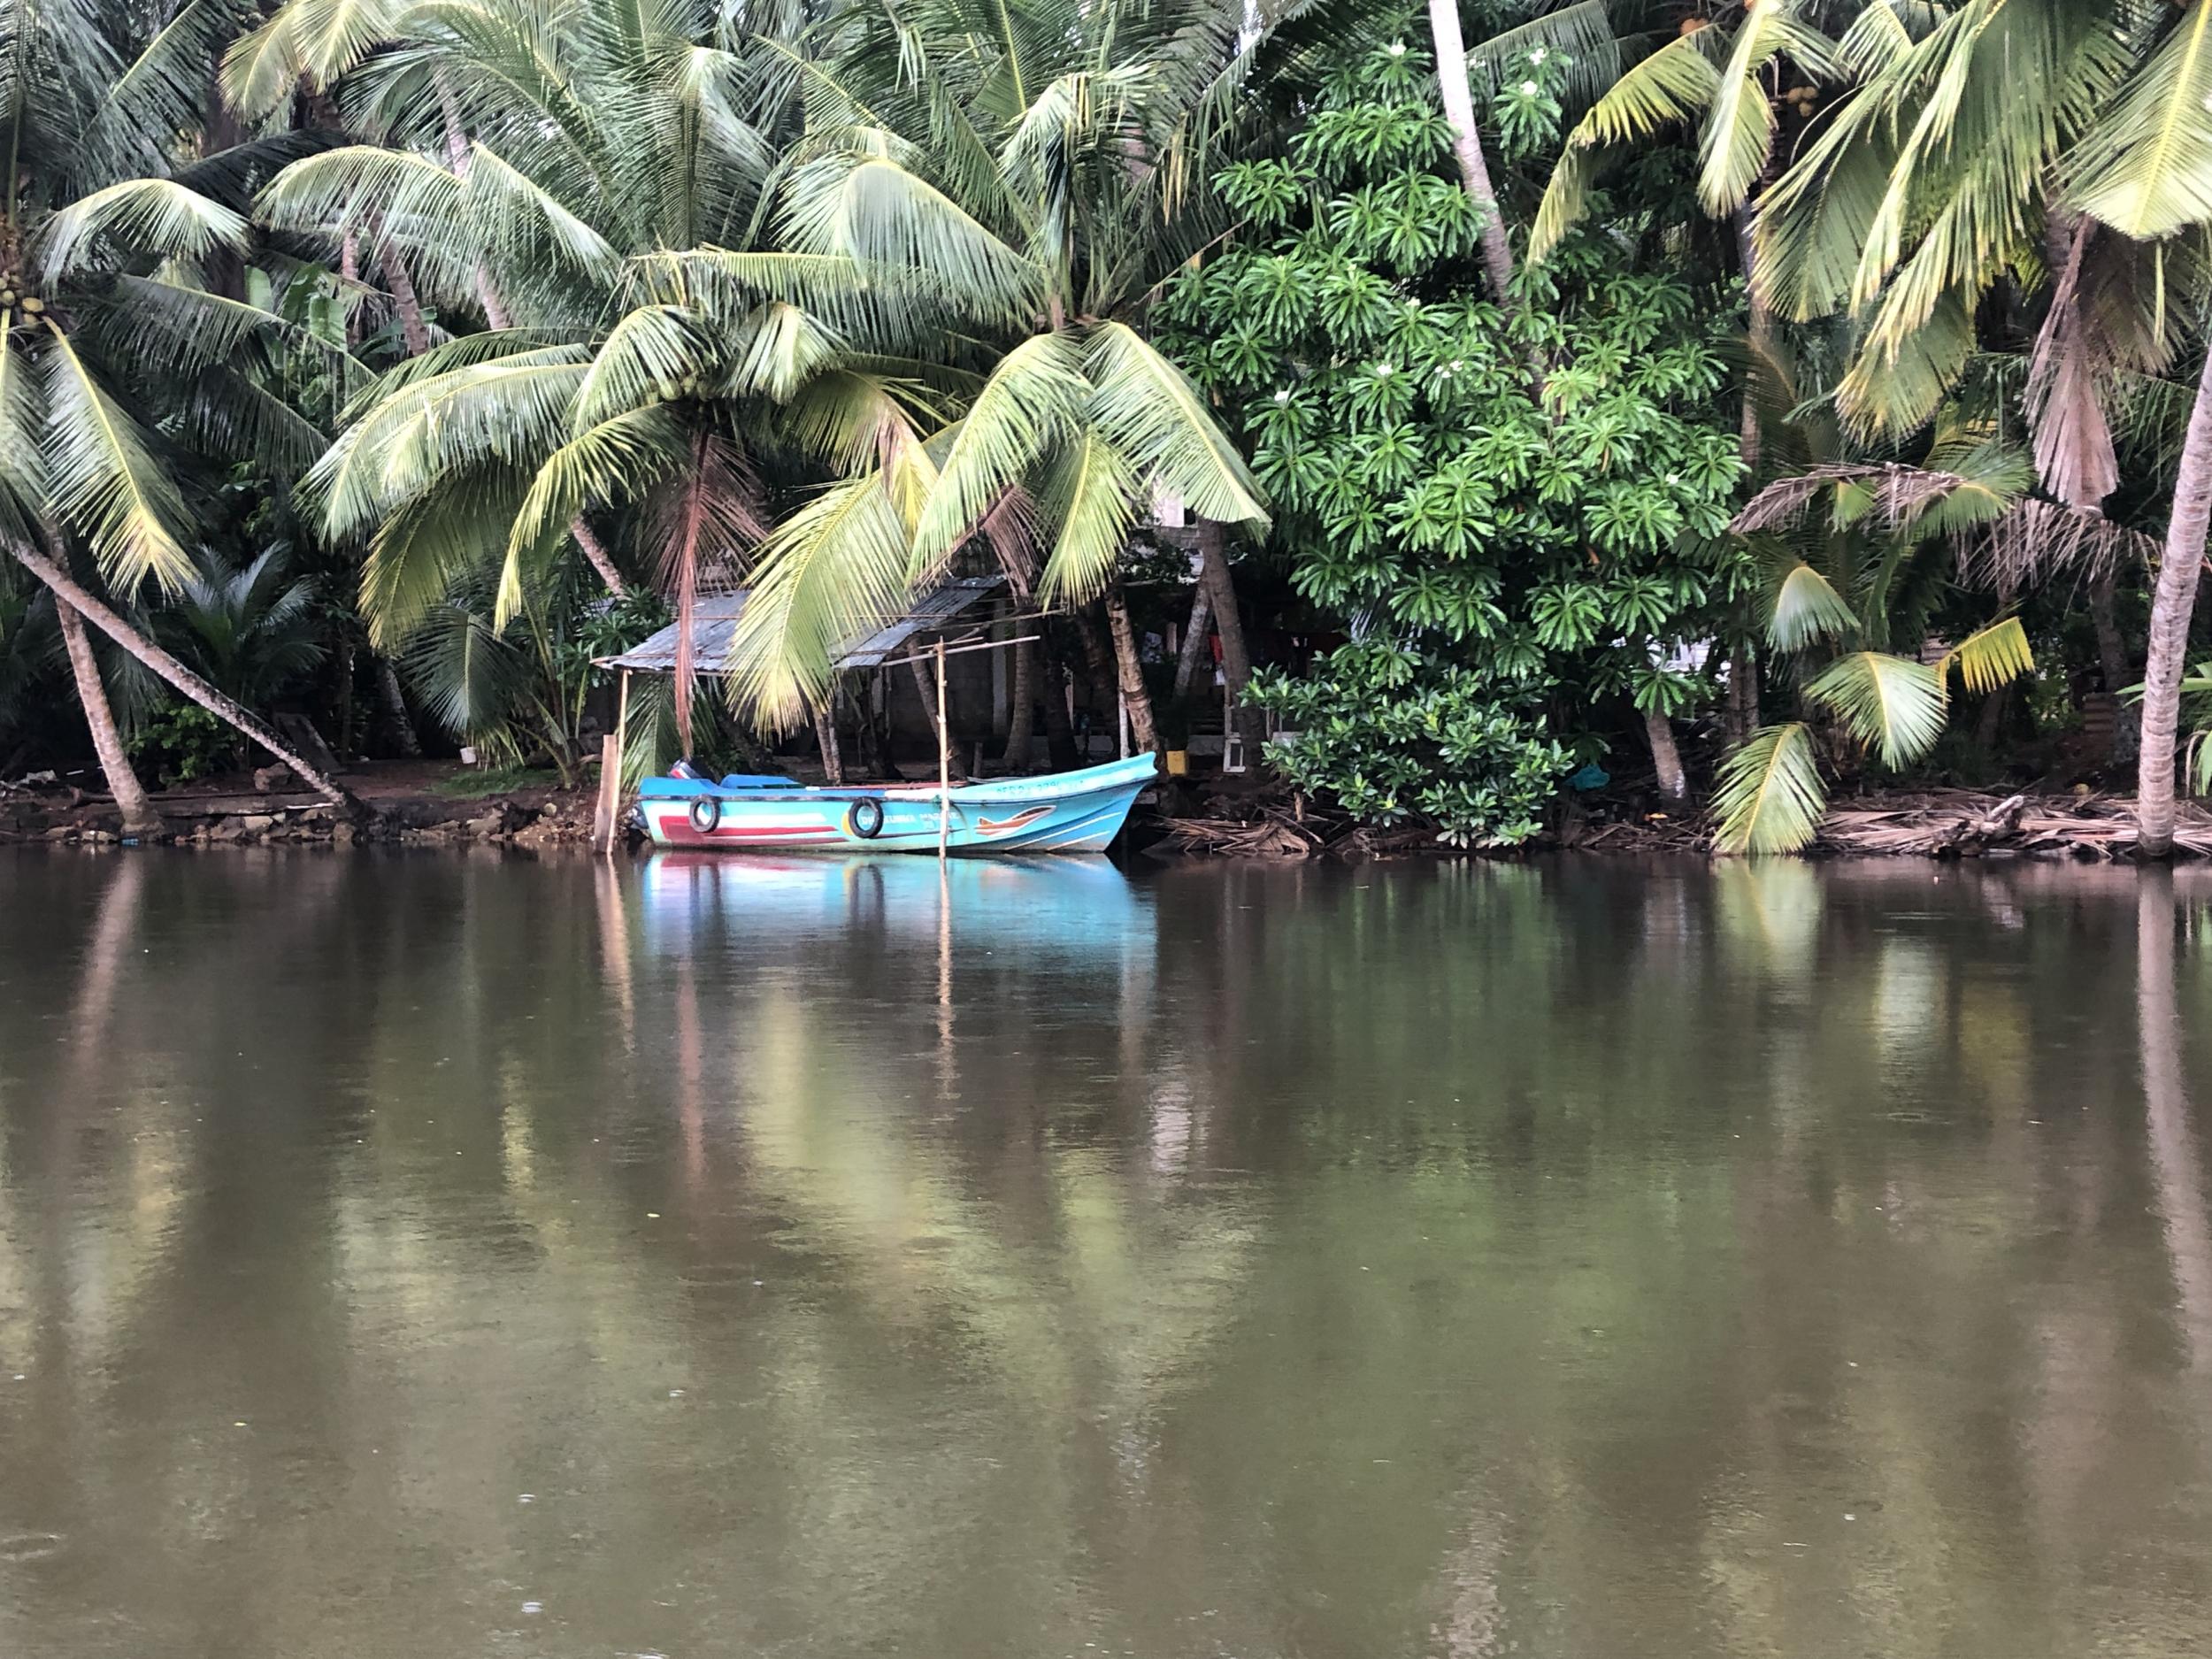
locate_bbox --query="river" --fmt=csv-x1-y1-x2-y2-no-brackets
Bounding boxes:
1,849,2208,1657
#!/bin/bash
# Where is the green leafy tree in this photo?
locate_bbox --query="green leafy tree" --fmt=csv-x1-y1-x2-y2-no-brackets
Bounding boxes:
1158,30,1746,842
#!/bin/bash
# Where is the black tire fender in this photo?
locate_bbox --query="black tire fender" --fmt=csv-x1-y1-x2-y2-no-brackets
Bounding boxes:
688,795,722,834
846,797,886,840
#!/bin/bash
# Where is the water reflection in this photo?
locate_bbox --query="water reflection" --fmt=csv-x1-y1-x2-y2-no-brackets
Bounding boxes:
0,851,2208,1657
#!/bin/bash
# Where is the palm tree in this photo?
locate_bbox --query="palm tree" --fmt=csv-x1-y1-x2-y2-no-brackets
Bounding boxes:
251,0,927,756
1715,455,2037,852
721,0,1271,746
0,0,372,822
1748,0,2212,855
1710,345,2048,852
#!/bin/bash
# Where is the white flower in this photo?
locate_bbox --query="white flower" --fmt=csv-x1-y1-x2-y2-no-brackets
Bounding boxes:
1530,48,1547,64
1375,362,1394,377
1274,388,1292,403
1664,472,1679,487
1387,40,1407,56
1519,80,1539,96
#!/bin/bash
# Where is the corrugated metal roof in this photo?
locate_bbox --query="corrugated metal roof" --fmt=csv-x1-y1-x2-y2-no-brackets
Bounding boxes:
596,577,1007,675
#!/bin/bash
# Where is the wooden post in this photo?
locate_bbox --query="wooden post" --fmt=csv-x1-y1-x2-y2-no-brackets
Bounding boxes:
936,638,951,859
594,733,622,854
603,670,632,854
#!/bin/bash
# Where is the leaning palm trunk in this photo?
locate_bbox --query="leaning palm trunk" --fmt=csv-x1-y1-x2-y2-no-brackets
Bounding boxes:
55,597,157,836
1171,581,1213,703
1103,588,1159,754
6,541,373,822
2138,345,2212,857
1427,0,1517,311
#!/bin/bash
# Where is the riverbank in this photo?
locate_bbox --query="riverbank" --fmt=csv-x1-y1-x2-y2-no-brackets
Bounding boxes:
1153,784,2212,862
0,760,600,849
9,763,2209,861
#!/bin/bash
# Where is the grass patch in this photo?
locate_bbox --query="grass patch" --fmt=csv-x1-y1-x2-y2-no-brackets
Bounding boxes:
431,764,562,800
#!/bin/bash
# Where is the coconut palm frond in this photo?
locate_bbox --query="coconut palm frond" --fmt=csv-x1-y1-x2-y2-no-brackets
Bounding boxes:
1713,721,1826,855
38,178,250,278
910,331,1087,566
571,304,720,433
726,473,916,728
357,473,531,650
1085,319,1265,529
39,326,195,595
1952,497,2159,591
1700,4,1837,219
725,301,845,404
1941,615,2034,695
779,151,1043,322
1532,35,1718,264
501,405,692,625
1034,427,1136,606
1806,649,1948,768
402,598,531,740
1766,557,1862,649
2065,0,2212,239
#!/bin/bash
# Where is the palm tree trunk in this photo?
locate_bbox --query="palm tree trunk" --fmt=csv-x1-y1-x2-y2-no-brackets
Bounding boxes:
374,224,431,357
1724,642,1760,744
1196,520,1263,760
1104,587,1158,754
812,699,844,785
1737,207,1767,472
1644,706,1687,803
6,540,373,822
1000,634,1033,771
572,519,626,597
1171,580,1213,703
2138,344,2212,857
1040,624,1079,770
376,656,422,757
1427,0,1516,309
55,597,158,836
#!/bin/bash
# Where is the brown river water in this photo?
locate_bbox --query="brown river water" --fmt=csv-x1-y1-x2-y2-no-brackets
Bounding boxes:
1,849,2210,1658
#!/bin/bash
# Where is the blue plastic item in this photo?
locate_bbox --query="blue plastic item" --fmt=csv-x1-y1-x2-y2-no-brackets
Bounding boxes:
1567,763,1610,792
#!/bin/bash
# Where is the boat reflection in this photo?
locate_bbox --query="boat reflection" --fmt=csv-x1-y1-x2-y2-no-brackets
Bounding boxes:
636,851,1153,965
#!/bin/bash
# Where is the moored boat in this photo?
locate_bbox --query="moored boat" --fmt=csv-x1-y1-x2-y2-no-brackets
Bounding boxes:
635,755,1156,854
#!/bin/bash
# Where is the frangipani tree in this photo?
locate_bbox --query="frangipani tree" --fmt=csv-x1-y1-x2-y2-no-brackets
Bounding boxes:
723,0,1271,745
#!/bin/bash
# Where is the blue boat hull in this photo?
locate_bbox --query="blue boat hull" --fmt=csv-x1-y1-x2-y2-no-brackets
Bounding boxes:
636,756,1156,855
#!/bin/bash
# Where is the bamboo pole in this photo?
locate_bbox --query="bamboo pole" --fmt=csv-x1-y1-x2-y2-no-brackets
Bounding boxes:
936,638,951,859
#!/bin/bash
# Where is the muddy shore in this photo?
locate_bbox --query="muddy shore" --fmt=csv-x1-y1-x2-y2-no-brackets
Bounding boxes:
7,763,2208,861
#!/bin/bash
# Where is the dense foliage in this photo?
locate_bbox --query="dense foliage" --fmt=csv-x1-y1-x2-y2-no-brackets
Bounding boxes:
1159,35,1744,841
3,0,2211,857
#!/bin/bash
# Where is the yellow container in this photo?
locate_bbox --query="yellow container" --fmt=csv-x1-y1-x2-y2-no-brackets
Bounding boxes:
1164,749,1190,777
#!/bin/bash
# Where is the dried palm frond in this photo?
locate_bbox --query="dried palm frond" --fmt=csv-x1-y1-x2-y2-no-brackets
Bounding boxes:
2025,219,2174,509
1731,462,1982,535
1951,498,2159,592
